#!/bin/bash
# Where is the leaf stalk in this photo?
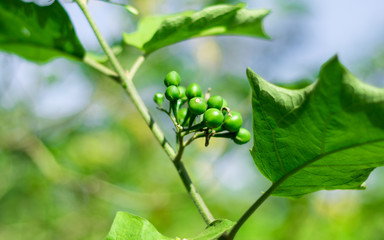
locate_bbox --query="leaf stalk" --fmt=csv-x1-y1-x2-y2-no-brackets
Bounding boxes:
225,183,279,240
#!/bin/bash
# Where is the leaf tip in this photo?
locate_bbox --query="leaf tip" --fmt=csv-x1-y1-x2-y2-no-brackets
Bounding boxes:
246,66,254,75
246,67,261,87
259,9,272,40
324,54,344,67
329,54,340,64
319,54,347,80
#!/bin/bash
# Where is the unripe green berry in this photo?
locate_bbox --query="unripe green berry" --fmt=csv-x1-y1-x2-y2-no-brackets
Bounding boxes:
233,128,251,144
165,85,180,102
223,111,243,132
207,95,223,109
204,108,224,128
186,83,202,99
178,86,186,98
178,86,188,103
164,71,181,86
188,97,207,115
153,92,164,106
177,108,188,124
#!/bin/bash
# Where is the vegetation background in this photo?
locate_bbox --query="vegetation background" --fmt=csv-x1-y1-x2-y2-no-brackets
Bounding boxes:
1,0,384,239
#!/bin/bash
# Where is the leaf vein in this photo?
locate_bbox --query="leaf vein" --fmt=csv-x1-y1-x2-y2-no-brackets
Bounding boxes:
259,100,286,174
274,138,384,186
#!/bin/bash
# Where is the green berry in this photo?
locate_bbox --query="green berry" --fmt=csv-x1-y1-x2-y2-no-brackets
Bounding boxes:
178,86,186,98
223,111,243,132
164,71,181,86
178,86,188,103
233,128,251,144
186,83,202,99
204,108,224,128
177,108,188,124
188,97,207,115
153,92,164,106
207,95,223,109
165,85,180,102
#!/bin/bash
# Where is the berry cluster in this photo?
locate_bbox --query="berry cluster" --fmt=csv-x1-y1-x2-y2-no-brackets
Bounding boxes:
153,71,251,146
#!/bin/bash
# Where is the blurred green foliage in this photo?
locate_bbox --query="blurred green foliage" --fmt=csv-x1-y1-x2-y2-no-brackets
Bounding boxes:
0,0,384,240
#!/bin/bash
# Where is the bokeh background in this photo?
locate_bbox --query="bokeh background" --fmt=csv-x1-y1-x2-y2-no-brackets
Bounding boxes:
1,0,384,239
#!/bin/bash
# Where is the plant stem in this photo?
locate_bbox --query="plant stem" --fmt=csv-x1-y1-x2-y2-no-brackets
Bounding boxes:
175,160,215,224
174,135,214,224
128,55,146,81
183,132,205,147
75,0,214,224
225,183,278,240
83,54,118,79
75,0,175,159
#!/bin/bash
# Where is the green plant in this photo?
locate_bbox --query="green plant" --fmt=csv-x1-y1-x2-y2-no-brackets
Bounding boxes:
204,108,224,128
223,112,243,132
153,92,165,107
186,83,203,99
233,128,251,145
189,97,207,116
1,1,383,240
164,71,181,87
207,95,224,110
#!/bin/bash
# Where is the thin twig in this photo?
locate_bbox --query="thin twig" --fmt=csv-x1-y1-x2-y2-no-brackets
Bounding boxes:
173,133,214,224
75,0,175,158
83,54,118,79
75,0,215,224
127,54,146,81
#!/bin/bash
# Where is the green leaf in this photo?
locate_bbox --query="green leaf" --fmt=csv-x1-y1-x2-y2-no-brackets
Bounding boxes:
105,212,171,240
0,0,84,62
248,56,384,198
190,219,235,240
123,4,270,54
276,79,313,90
106,212,235,240
85,45,123,63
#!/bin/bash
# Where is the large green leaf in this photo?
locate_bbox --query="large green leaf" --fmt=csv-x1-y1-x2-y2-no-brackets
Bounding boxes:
0,0,84,62
123,4,270,54
248,56,384,197
106,212,234,240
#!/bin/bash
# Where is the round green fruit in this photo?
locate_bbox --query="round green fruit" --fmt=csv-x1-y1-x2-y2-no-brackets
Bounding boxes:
204,108,224,128
165,85,180,102
207,95,223,109
153,92,164,106
177,108,188,124
178,86,186,98
178,86,188,103
188,97,207,115
186,83,202,99
164,71,181,86
233,128,251,145
223,111,243,132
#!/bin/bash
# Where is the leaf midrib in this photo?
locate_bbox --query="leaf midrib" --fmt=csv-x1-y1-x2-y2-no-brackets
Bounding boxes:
273,137,384,188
